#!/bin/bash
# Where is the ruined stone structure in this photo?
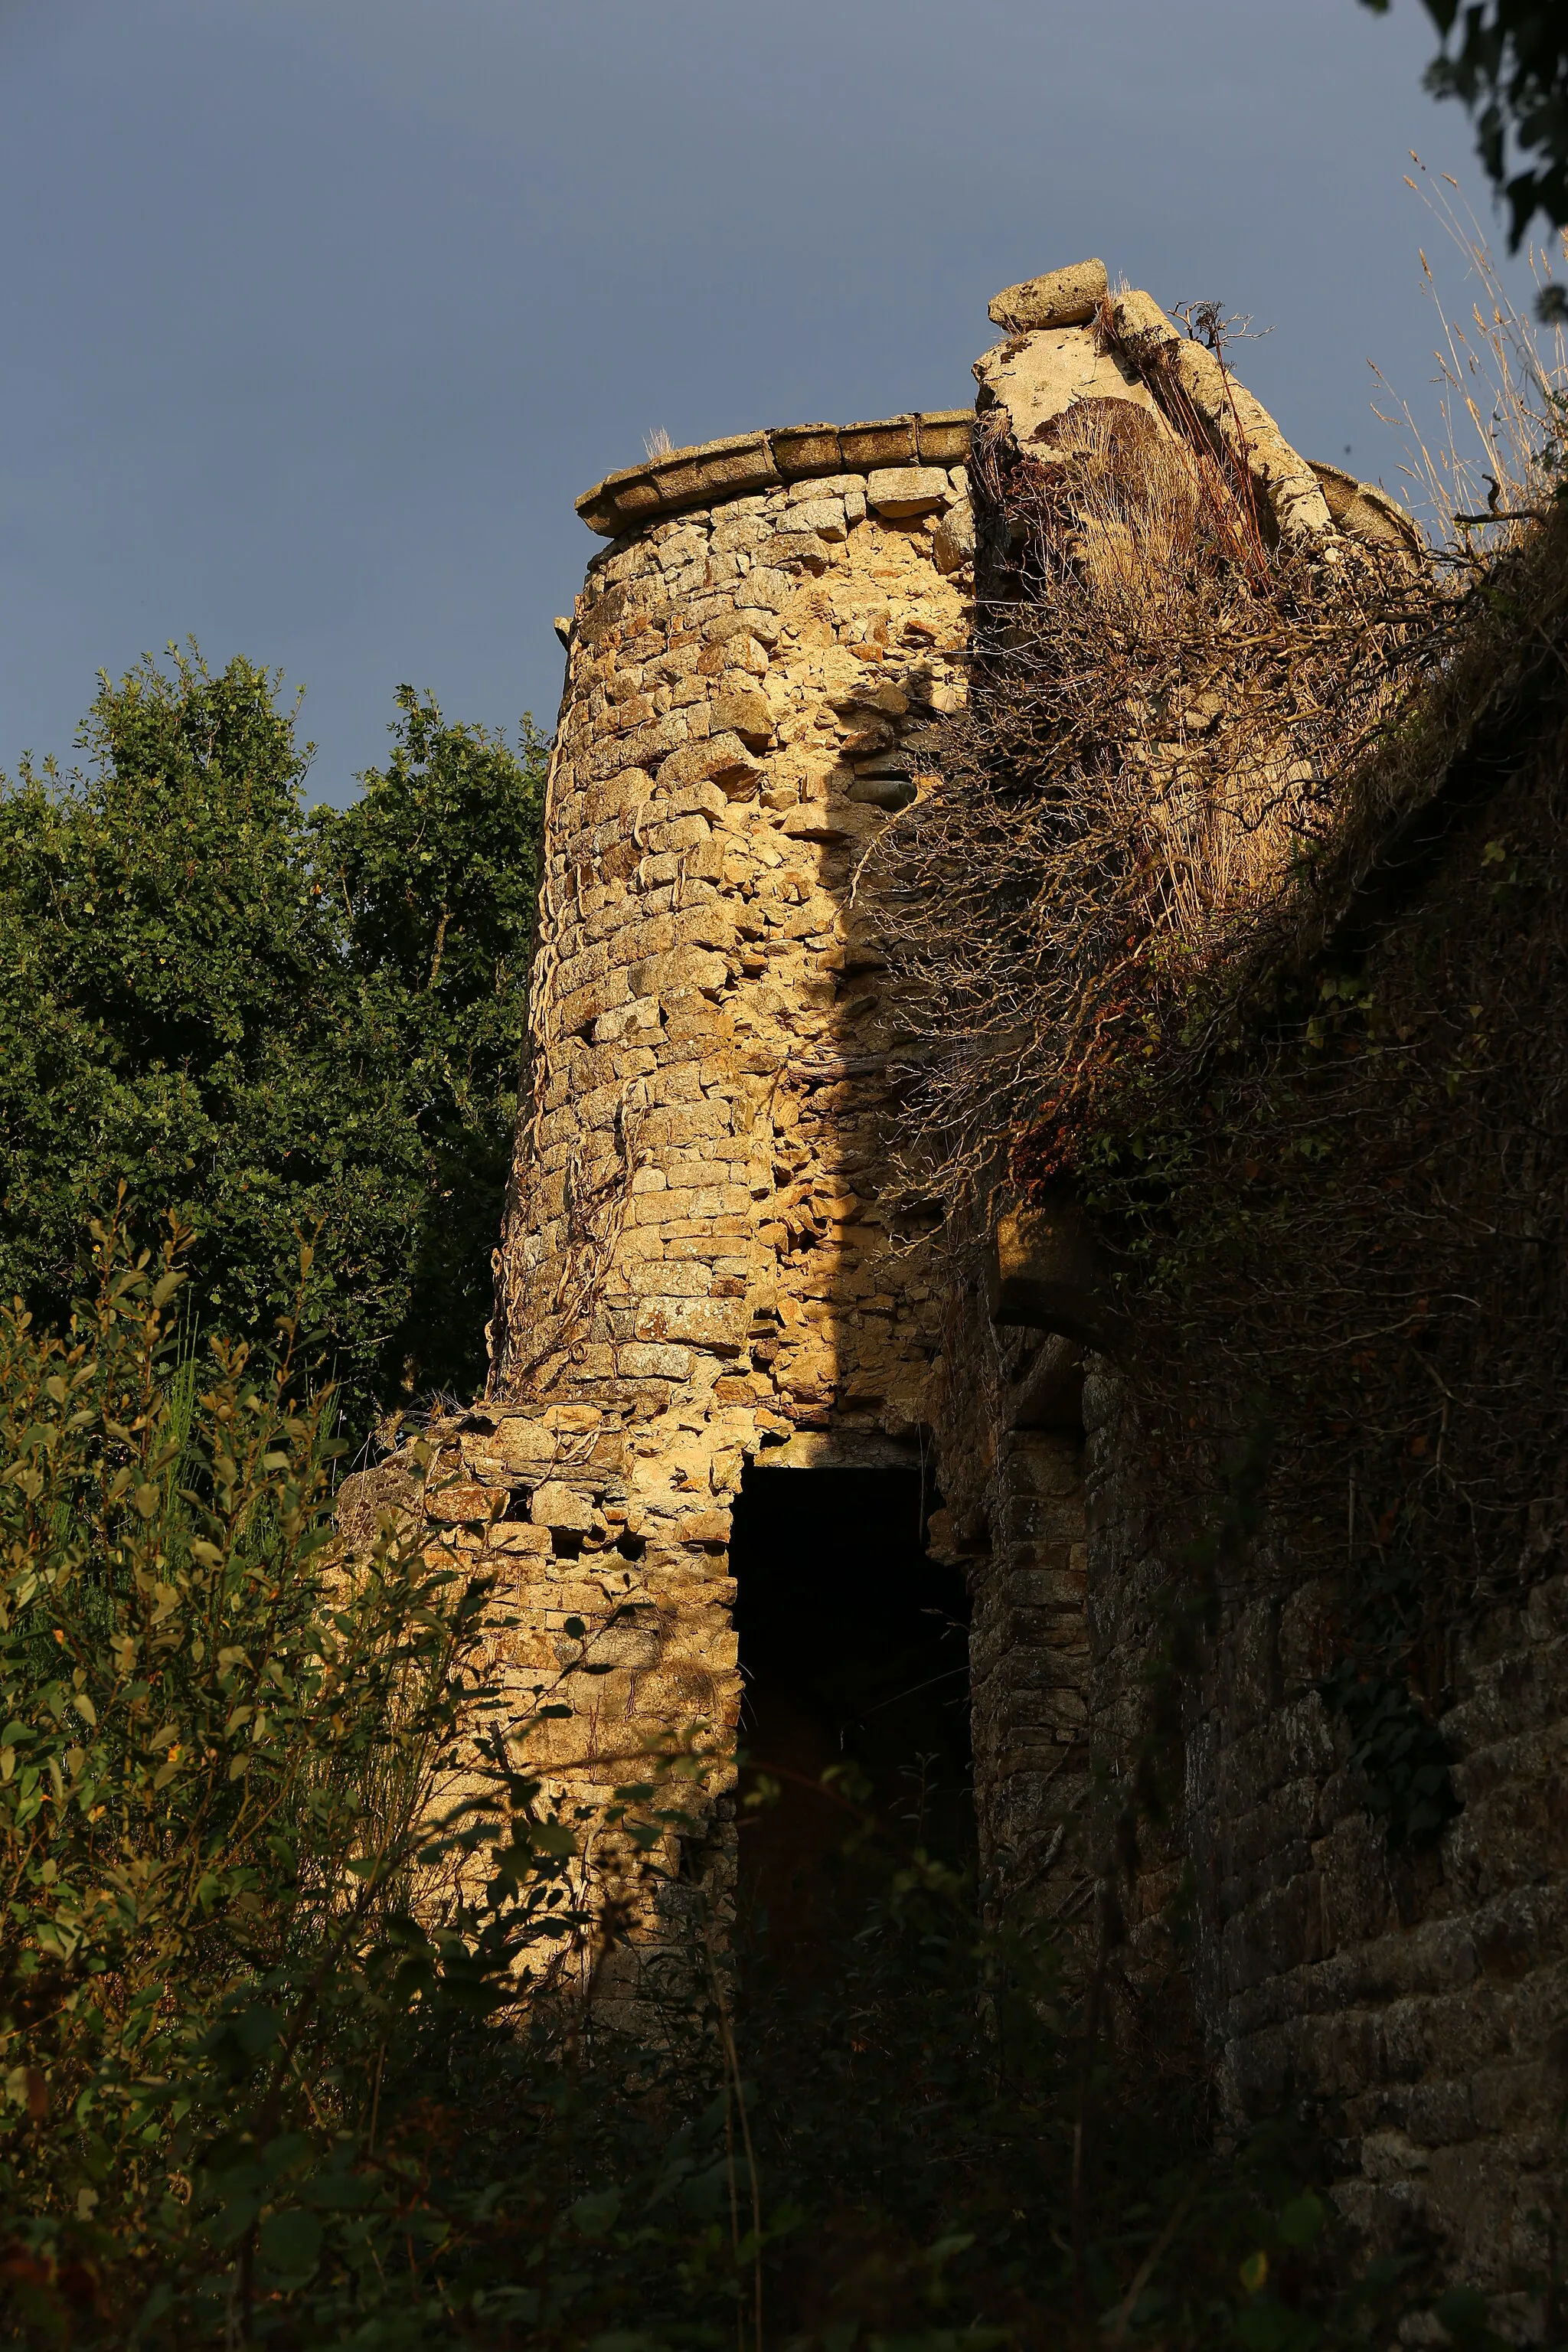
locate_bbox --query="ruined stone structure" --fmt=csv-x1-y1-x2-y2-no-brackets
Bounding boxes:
395,263,1564,2308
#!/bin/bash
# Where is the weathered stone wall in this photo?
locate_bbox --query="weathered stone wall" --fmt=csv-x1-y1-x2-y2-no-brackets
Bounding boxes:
420,414,980,1979
1067,588,1568,2304
351,260,1563,2306
1081,1349,1568,2305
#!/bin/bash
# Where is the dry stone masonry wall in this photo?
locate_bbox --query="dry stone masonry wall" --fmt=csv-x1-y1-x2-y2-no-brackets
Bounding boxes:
349,262,1564,2301
433,413,979,1987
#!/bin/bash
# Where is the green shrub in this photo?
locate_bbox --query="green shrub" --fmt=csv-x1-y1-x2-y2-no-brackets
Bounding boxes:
0,1233,1511,2347
0,1214,511,2338
0,1223,756,2347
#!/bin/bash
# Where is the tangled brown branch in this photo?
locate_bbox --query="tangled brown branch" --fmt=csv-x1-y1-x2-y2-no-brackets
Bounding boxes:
864,396,1452,1210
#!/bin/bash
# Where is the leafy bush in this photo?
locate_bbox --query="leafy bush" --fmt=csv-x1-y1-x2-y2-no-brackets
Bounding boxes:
0,1225,759,2347
0,651,546,1436
0,1236,1512,2347
0,1213,494,2335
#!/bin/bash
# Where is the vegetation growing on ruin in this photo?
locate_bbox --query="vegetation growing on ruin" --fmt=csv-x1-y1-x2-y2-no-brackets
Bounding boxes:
0,653,546,1438
2,226,1560,2347
874,204,1567,1208
0,1228,1510,2347
874,243,1568,1876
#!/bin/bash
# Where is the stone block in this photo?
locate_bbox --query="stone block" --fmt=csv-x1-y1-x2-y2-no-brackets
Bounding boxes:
490,1419,561,1469
662,779,730,820
737,565,796,612
593,995,662,1047
729,607,782,645
972,322,1160,447
766,531,831,573
914,410,975,465
839,417,917,469
867,466,951,519
627,1263,717,1298
580,771,653,828
848,773,916,811
932,498,975,574
658,732,760,792
548,1404,603,1433
426,1482,499,1524
633,1295,749,1354
575,470,656,537
655,432,779,511
786,496,848,541
625,944,729,1000
989,1193,1122,1348
988,257,1108,332
588,714,687,781
529,1481,596,1534
619,1341,693,1381
677,1510,731,1548
653,524,707,573
710,689,773,749
639,1100,733,1148
487,1522,554,1556
557,972,635,1040
769,423,842,479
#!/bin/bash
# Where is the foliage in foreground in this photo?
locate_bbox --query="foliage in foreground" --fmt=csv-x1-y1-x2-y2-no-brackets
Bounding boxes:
0,1240,1523,2349
0,649,547,1435
1360,0,1568,250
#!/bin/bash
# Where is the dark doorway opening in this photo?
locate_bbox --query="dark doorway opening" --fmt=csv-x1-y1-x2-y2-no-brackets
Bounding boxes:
728,1463,971,1935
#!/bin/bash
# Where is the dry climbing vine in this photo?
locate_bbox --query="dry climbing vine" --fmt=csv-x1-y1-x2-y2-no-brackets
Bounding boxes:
871,371,1568,1840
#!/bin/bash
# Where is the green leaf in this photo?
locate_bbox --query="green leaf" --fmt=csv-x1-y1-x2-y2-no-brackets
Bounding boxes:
570,2187,622,2237
1276,2191,1324,2248
257,2206,322,2275
234,2002,282,2056
206,2193,261,2249
1236,2301,1318,2352
529,1822,577,1857
1432,2288,1507,2350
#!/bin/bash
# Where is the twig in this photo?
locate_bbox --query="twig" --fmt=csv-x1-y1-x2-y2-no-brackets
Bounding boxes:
704,1926,764,2352
1104,2177,1204,2344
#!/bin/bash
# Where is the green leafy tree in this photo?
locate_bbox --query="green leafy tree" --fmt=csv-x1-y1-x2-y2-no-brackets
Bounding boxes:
316,685,550,1410
0,652,546,1434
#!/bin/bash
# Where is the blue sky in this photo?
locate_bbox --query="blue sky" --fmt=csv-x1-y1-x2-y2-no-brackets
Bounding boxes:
0,0,1544,802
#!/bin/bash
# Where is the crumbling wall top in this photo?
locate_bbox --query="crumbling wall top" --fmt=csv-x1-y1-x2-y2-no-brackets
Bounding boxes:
575,411,974,537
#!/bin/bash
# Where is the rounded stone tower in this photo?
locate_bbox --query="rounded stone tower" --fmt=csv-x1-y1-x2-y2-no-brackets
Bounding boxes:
432,277,1387,1950
351,268,1558,2302
446,410,981,1965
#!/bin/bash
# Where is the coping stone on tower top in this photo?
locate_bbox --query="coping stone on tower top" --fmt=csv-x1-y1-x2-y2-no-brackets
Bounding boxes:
574,410,975,537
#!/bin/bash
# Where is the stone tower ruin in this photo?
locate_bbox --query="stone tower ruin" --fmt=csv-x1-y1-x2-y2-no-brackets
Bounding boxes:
397,261,1564,2301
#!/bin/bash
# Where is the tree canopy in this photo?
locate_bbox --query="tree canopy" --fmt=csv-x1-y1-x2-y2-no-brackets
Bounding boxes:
0,649,546,1434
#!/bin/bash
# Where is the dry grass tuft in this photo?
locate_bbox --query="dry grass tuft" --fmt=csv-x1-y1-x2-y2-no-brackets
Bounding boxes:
1374,158,1568,545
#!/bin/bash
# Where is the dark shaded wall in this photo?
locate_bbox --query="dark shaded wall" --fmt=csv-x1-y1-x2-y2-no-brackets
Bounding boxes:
1070,562,1568,2302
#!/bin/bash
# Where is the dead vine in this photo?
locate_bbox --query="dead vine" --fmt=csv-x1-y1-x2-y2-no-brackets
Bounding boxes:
862,394,1452,1213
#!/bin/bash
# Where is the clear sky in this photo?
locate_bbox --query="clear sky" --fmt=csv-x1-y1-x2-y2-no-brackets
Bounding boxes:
0,0,1545,803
